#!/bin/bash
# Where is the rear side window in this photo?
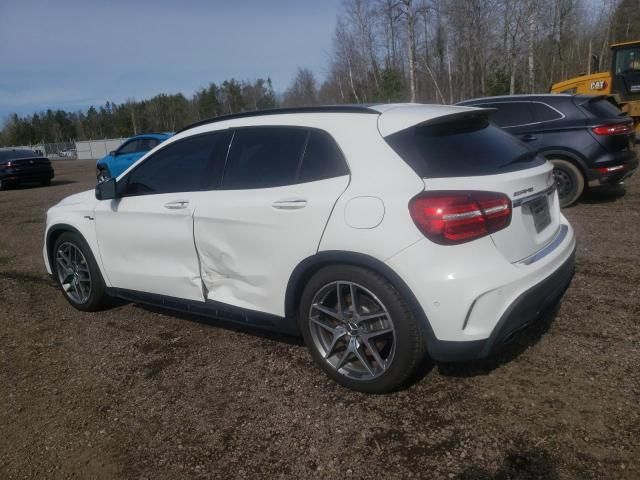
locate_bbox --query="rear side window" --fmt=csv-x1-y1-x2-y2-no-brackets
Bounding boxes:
138,138,160,151
581,98,625,119
299,130,349,182
385,118,545,178
478,102,534,127
529,102,563,122
221,128,307,189
122,132,231,195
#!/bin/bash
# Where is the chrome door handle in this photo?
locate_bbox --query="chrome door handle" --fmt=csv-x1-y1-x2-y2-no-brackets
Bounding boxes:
272,198,307,210
164,200,189,209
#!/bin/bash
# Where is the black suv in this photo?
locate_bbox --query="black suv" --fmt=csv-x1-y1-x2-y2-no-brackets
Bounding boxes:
458,94,638,206
0,149,55,190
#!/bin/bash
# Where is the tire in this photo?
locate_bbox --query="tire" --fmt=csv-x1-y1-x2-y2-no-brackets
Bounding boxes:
0,178,5,190
97,168,111,183
52,232,111,311
299,265,426,393
40,178,51,187
550,159,584,208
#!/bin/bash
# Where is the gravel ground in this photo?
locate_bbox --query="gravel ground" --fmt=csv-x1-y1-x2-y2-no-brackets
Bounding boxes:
0,160,638,479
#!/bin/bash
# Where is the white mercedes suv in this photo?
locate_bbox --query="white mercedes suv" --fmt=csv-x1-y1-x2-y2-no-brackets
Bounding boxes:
43,104,576,393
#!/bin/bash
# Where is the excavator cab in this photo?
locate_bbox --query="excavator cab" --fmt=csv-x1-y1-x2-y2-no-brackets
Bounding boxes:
611,42,640,101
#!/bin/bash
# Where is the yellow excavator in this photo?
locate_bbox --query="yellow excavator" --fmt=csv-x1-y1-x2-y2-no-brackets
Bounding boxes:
551,40,640,137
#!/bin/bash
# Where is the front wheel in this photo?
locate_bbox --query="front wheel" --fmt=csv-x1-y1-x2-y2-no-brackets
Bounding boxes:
550,159,584,208
52,232,111,311
299,265,426,393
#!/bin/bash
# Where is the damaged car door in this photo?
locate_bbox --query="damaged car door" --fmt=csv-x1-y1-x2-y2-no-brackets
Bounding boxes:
94,132,231,301
191,127,350,317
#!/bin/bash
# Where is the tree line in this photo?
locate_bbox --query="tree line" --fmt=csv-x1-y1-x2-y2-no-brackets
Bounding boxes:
1,0,638,146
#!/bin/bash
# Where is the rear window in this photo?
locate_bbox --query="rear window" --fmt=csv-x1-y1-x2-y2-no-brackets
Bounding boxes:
581,98,625,119
0,150,38,161
385,118,545,178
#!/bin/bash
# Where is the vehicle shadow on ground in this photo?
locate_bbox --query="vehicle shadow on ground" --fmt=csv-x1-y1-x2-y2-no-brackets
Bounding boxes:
455,442,559,479
133,303,305,347
433,304,560,380
578,185,626,204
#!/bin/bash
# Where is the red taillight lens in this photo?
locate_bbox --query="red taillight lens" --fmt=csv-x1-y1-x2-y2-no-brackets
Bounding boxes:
594,164,626,174
409,191,512,245
591,123,633,136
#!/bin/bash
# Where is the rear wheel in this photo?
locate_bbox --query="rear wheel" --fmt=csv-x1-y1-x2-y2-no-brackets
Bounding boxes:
550,159,584,208
299,265,425,393
0,178,5,190
40,178,51,187
53,232,111,311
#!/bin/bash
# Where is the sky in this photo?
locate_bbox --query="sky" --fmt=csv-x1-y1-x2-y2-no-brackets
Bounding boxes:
0,0,342,122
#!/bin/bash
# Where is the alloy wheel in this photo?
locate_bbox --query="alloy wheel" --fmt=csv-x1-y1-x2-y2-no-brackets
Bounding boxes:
55,242,92,304
308,281,396,381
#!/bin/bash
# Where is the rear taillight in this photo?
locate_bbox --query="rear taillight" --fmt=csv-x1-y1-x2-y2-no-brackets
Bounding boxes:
594,165,626,174
409,191,512,245
591,123,633,136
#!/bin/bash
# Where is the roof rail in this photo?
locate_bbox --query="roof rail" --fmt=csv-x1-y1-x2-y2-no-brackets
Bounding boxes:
175,105,379,134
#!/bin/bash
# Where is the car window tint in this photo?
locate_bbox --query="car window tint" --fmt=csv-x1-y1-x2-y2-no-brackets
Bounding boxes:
118,140,141,154
385,117,545,178
221,127,307,189
138,138,160,151
299,130,349,182
0,150,38,161
529,103,563,122
123,132,231,196
479,102,534,127
582,98,625,119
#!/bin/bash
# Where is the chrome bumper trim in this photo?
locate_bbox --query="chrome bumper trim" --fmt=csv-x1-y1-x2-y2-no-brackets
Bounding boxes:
518,224,569,266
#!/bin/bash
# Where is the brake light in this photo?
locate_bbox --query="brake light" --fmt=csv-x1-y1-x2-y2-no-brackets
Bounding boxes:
591,123,633,136
409,191,512,245
594,165,626,174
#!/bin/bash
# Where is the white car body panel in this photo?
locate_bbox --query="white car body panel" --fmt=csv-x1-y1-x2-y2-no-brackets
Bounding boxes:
93,194,204,301
191,176,349,316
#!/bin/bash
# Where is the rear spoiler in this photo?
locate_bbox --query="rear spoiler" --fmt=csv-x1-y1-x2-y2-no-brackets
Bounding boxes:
377,105,496,137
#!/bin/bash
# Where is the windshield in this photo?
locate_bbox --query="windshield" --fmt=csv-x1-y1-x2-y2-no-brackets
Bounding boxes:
615,47,640,74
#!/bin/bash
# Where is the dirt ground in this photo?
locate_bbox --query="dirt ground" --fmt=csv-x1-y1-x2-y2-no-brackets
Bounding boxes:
0,160,638,480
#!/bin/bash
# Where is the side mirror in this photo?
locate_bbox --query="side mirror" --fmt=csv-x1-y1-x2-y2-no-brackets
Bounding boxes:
95,177,117,200
109,150,117,157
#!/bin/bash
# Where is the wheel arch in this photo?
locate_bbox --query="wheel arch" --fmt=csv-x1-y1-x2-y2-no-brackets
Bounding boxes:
284,250,437,344
46,224,95,276
540,149,588,179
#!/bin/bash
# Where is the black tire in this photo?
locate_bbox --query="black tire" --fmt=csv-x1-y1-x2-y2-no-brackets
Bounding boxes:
97,167,111,182
550,159,584,208
299,265,426,393
0,178,8,190
40,178,51,187
52,232,111,311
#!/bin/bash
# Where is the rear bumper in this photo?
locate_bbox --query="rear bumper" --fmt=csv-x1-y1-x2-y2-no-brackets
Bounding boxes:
386,217,576,362
587,152,638,187
427,246,575,361
1,167,54,184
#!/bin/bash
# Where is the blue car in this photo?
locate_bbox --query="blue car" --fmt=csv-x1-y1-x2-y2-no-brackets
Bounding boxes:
96,132,172,180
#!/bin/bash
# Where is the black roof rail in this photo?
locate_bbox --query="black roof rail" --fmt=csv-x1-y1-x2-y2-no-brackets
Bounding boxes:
175,105,380,134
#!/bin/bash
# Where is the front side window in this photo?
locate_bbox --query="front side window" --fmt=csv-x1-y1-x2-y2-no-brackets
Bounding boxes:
479,102,534,127
138,138,160,151
221,127,307,189
117,140,142,155
121,132,231,196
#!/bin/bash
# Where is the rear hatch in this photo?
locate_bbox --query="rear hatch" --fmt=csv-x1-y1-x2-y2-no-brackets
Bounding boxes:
577,96,636,152
381,106,561,263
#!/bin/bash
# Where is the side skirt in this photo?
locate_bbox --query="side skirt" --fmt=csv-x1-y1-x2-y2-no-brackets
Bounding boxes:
106,287,299,335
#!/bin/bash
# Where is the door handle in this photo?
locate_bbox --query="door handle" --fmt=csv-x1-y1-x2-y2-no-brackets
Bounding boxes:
164,200,190,209
272,198,307,210
521,134,537,142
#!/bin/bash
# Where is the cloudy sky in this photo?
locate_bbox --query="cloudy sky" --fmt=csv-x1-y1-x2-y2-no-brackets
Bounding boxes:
0,0,341,121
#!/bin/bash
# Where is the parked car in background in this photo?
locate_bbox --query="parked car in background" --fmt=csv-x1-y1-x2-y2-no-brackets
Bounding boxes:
458,94,638,206
96,132,172,181
0,149,54,190
44,105,576,393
